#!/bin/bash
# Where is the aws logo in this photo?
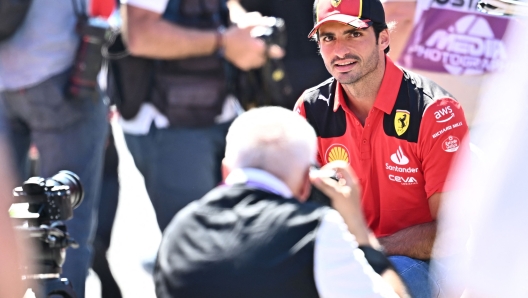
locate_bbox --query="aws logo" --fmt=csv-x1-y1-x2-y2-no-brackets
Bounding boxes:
435,106,454,123
325,144,349,163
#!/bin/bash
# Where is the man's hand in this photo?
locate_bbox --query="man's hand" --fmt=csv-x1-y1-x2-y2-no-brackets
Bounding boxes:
222,25,267,71
122,4,283,66
378,221,437,260
377,192,442,259
223,14,285,71
311,161,410,298
309,161,370,246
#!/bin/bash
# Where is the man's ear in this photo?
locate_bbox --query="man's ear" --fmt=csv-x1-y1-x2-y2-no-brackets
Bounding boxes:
379,29,390,52
221,159,231,181
297,169,312,202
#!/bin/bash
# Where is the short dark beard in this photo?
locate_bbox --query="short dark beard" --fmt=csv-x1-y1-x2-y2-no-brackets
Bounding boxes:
335,45,380,85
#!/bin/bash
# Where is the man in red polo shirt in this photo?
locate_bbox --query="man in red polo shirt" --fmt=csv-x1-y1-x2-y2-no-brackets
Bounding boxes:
295,0,469,296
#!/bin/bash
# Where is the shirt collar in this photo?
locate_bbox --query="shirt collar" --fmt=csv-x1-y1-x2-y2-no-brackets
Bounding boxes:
333,55,403,115
224,168,293,198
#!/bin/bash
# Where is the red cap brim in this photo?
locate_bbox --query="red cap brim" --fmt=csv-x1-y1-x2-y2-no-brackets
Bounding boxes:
308,15,372,38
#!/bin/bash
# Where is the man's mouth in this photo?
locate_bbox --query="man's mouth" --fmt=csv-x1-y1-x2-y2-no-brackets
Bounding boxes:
334,61,357,72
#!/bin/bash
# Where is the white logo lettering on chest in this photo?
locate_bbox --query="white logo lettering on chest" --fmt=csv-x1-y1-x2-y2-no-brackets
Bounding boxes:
389,175,419,185
318,94,329,105
434,106,455,123
390,146,409,165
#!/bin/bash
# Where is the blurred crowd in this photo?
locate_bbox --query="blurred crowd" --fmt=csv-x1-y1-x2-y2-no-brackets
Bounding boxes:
0,0,527,297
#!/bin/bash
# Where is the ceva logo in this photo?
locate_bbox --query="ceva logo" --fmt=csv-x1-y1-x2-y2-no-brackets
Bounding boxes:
389,175,418,185
390,146,409,165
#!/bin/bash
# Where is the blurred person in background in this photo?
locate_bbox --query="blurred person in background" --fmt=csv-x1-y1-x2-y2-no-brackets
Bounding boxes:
0,0,109,297
88,0,124,297
118,0,280,234
92,117,122,298
233,0,331,109
382,0,511,126
431,9,528,298
294,0,470,296
155,106,409,298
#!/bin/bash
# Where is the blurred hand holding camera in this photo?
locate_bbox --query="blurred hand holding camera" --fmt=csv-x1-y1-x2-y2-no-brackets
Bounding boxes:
310,161,371,246
223,14,285,71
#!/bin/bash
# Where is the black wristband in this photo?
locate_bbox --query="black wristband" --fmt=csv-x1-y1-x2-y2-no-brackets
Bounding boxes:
358,245,394,274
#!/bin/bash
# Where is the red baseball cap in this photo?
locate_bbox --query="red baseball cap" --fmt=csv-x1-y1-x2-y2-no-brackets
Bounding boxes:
308,0,386,38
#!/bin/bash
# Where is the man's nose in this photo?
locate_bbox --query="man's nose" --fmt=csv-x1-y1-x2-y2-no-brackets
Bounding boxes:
333,39,349,58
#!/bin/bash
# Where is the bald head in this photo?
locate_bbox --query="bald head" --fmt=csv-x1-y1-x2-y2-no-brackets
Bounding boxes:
224,107,317,191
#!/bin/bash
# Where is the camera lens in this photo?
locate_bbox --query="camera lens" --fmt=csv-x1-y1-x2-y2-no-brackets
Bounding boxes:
49,170,84,209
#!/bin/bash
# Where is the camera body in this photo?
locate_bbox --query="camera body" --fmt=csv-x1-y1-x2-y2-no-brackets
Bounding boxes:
68,16,111,100
13,171,84,224
11,171,84,277
307,166,338,207
233,17,293,109
253,17,287,49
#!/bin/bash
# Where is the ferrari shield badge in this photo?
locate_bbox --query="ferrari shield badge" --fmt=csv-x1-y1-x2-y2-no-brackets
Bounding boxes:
394,110,410,136
331,0,342,7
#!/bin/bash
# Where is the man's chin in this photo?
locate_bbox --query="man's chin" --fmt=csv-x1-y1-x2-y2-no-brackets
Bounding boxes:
334,74,360,85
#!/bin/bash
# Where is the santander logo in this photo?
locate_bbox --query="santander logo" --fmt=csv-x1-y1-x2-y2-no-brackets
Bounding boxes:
390,146,409,165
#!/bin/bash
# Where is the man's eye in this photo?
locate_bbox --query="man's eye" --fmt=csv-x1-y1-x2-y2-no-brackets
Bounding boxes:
352,32,362,37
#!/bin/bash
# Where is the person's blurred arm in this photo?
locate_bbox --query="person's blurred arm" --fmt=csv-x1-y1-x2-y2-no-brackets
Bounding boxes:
0,141,28,298
314,210,406,297
121,2,268,70
377,192,441,259
311,161,410,297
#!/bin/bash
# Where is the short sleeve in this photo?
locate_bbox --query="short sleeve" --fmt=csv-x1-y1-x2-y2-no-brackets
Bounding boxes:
121,0,168,14
418,97,470,197
293,94,324,165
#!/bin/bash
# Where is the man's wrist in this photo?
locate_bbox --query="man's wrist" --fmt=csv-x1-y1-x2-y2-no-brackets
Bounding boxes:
215,26,226,57
358,245,394,274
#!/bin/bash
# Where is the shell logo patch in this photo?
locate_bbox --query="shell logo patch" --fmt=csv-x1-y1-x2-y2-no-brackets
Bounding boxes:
325,144,350,163
331,0,342,7
395,110,410,136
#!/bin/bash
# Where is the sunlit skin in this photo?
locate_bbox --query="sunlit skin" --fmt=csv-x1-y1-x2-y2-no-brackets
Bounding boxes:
318,22,386,86
317,21,390,124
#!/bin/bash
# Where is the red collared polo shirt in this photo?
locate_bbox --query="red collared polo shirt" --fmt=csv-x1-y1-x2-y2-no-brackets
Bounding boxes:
295,57,469,237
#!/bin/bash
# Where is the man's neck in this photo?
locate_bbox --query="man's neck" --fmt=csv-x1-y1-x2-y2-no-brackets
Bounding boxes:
341,57,386,126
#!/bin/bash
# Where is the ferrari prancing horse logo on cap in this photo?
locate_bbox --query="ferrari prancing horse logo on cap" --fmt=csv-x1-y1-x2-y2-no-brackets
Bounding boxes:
395,110,410,136
331,0,342,7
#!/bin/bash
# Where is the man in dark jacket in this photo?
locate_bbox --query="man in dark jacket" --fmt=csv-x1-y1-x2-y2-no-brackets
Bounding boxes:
120,0,279,234
154,106,409,297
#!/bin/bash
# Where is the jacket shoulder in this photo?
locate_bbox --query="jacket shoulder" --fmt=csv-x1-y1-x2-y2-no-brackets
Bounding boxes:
301,78,347,138
383,69,456,142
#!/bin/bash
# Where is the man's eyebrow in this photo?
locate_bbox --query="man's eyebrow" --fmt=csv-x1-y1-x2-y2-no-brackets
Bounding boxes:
319,31,334,38
320,27,364,37
343,28,364,35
